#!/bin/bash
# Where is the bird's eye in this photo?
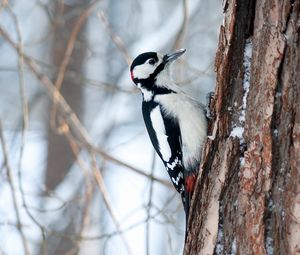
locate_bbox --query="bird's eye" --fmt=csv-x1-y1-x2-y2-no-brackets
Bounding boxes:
148,58,156,65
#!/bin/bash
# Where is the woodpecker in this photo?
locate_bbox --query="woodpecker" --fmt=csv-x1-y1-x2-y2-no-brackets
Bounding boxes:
130,49,207,226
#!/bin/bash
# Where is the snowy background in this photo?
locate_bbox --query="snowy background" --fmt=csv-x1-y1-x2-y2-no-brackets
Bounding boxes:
0,0,222,254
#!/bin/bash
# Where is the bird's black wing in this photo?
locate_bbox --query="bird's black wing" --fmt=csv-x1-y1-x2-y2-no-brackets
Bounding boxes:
142,101,184,194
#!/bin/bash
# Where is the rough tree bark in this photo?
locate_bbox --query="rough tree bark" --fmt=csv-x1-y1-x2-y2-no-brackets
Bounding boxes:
184,1,300,255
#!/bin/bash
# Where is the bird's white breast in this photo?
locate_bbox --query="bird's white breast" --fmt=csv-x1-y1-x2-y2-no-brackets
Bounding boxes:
155,93,207,171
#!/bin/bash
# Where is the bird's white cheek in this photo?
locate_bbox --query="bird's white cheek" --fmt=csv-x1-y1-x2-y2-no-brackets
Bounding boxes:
133,64,155,79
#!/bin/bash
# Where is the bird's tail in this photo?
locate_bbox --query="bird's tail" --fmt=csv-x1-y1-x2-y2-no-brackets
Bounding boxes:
183,173,197,240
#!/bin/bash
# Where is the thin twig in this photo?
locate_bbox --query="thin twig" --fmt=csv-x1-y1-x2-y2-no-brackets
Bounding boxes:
32,58,135,94
176,60,215,86
90,145,172,188
65,131,94,254
167,229,175,255
146,150,156,255
172,0,189,50
0,121,31,255
98,11,132,66
91,153,133,255
38,193,180,243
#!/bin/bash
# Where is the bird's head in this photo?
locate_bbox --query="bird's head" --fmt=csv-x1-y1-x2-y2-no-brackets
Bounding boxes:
130,49,186,89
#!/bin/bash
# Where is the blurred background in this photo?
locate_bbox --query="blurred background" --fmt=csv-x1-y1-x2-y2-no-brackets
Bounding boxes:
0,0,222,254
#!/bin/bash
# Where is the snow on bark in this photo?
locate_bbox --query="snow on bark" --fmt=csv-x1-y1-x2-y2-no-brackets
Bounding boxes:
265,198,274,255
240,38,252,122
230,38,252,144
229,126,244,141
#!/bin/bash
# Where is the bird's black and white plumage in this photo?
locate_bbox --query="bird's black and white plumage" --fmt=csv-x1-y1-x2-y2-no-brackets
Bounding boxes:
130,49,207,224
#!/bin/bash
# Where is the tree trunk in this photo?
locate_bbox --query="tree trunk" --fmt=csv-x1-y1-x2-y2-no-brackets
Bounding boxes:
46,2,85,191
44,2,87,254
184,1,300,254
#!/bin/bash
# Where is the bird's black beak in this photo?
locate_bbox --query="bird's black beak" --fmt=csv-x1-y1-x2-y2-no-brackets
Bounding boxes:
163,49,186,64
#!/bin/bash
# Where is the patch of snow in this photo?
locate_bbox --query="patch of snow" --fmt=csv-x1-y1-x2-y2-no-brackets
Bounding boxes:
233,199,238,207
266,236,274,255
214,239,224,255
281,210,285,220
207,135,215,140
240,38,252,122
265,198,274,255
241,38,252,121
230,38,252,145
230,238,237,255
230,126,244,142
214,204,224,255
239,157,245,167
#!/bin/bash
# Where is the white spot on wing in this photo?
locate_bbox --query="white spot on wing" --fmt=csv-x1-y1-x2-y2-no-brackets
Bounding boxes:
171,172,183,185
180,184,184,193
150,106,172,161
167,157,179,170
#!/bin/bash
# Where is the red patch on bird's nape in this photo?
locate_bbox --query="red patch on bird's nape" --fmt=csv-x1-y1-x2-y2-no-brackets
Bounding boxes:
130,71,134,81
185,174,196,193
